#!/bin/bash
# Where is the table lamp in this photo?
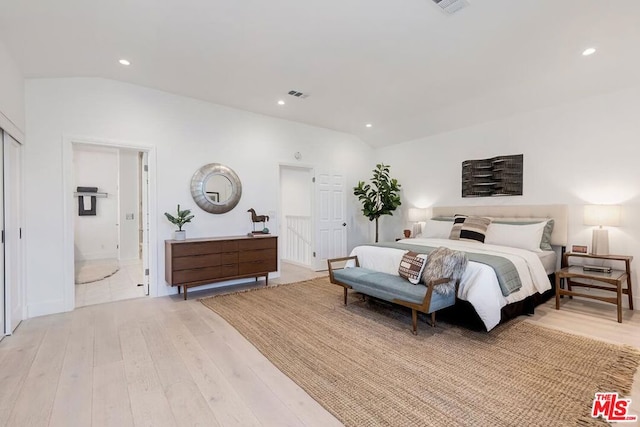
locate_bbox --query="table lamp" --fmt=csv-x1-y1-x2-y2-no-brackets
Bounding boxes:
408,208,428,237
583,204,621,255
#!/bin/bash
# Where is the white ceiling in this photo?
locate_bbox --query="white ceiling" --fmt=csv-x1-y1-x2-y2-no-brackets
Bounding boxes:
1,0,639,147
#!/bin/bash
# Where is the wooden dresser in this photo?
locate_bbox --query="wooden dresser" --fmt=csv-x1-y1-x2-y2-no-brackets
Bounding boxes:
165,235,278,299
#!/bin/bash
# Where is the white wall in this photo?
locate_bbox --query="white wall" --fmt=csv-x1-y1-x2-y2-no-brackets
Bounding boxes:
73,146,119,261
24,77,373,316
375,85,640,308
0,40,25,140
119,150,140,262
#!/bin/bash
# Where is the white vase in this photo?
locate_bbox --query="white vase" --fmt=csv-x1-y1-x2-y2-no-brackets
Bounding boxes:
174,230,186,241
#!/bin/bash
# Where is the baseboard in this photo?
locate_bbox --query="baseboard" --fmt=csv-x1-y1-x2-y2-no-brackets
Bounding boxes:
27,299,69,318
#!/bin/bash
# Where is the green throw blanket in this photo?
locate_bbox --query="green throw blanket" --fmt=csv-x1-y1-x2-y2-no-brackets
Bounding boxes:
364,242,522,296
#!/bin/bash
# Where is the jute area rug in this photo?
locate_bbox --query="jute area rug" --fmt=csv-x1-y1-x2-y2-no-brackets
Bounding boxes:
200,278,640,427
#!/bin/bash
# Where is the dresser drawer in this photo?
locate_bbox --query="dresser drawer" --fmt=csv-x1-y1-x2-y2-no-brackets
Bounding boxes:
238,237,277,251
173,253,221,270
221,251,238,264
239,248,276,263
172,241,224,257
220,263,238,277
173,266,222,284
239,259,277,275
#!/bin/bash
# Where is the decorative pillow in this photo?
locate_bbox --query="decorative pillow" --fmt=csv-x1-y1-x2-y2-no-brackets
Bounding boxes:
540,219,554,251
398,251,428,285
491,218,555,251
459,216,492,243
431,216,455,222
448,214,467,240
484,221,546,252
423,219,454,238
422,247,468,295
450,214,491,243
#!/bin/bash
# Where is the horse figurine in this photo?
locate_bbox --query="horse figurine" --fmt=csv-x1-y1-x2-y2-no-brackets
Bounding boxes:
247,208,270,232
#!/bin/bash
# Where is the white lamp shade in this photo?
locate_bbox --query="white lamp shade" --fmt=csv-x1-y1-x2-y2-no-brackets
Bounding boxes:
408,208,428,222
584,205,621,227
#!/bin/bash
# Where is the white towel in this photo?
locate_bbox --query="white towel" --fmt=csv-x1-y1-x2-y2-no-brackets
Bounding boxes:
83,196,92,211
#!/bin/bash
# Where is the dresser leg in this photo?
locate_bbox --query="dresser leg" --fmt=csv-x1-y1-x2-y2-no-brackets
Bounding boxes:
184,286,188,301
265,274,269,287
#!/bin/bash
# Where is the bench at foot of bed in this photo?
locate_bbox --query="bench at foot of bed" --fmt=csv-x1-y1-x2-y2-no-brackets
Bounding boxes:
327,256,458,335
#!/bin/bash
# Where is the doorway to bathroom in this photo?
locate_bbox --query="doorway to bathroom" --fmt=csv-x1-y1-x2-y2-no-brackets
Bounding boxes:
72,143,150,307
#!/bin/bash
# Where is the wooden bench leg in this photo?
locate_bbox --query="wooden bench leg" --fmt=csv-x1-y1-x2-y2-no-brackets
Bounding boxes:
411,309,418,335
430,312,436,327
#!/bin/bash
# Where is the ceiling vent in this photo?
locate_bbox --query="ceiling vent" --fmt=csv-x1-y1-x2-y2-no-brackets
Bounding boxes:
288,90,309,99
432,0,469,14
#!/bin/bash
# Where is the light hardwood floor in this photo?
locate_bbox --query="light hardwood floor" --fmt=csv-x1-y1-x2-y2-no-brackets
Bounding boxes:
0,263,638,426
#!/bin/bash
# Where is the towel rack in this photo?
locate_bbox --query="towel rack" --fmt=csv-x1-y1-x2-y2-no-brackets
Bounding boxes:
74,192,108,198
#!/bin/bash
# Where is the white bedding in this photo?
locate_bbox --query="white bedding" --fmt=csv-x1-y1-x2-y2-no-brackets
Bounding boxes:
348,238,552,331
538,250,557,275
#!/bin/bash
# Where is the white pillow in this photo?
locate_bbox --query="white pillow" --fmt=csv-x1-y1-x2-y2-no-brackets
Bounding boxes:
484,221,546,252
422,219,454,239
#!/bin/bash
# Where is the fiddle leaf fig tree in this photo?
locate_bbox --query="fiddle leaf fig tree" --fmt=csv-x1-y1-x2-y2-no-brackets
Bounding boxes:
353,163,402,242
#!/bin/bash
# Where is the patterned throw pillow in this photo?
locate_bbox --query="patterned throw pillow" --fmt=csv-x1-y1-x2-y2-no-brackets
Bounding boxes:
422,247,468,295
398,251,428,285
448,214,467,240
459,216,492,243
449,214,492,243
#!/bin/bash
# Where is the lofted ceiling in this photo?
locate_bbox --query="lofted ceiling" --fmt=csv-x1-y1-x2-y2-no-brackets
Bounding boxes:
1,0,639,147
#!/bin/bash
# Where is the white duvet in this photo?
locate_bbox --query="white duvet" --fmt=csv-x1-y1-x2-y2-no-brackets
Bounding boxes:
348,238,551,331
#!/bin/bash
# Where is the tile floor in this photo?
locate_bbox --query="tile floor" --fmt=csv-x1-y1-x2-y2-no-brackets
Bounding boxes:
74,259,146,307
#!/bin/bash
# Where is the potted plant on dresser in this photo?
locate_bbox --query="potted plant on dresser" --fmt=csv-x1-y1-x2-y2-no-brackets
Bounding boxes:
164,204,194,240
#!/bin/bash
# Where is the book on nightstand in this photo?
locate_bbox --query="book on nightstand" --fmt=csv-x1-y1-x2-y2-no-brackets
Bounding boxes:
583,265,612,273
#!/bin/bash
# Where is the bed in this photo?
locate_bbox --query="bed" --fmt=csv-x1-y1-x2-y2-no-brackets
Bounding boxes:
349,204,568,331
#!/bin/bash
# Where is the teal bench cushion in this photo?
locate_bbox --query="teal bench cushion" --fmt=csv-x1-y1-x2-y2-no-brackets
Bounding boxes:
332,267,455,312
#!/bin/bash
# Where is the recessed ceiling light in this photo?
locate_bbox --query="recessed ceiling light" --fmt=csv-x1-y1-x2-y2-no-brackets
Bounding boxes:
277,100,285,105
119,59,131,66
582,48,596,56
365,123,372,128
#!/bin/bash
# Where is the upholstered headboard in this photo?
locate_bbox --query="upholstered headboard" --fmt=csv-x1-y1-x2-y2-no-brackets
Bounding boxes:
431,204,568,247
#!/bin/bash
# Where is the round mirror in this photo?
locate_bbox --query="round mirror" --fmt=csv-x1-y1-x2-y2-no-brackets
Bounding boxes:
191,163,242,214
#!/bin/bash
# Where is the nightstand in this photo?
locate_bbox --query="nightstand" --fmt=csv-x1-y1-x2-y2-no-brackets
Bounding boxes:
555,253,634,323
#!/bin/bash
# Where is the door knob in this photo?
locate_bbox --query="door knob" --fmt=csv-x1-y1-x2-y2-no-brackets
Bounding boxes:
342,223,346,227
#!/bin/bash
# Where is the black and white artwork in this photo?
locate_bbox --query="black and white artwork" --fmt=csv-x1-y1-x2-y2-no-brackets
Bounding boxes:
462,154,523,198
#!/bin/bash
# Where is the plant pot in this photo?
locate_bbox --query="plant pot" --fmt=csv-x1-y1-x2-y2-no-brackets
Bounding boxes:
403,229,411,238
174,230,186,241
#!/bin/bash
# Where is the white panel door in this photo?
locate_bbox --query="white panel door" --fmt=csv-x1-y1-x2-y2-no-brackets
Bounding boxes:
4,133,22,333
0,131,4,338
314,171,347,270
141,152,150,295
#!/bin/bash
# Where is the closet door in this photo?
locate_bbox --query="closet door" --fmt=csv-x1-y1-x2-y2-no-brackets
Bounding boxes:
0,130,4,337
4,132,22,333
